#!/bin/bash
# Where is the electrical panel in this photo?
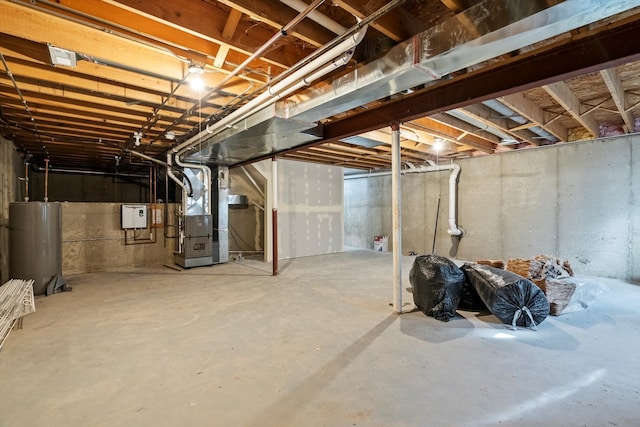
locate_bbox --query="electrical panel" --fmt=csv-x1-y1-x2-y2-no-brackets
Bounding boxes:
121,204,148,229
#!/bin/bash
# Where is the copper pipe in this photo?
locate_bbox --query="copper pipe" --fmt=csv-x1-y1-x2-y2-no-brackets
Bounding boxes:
24,162,29,202
44,158,49,202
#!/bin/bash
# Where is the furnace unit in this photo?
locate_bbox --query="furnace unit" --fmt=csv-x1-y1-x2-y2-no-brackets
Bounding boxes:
174,165,228,268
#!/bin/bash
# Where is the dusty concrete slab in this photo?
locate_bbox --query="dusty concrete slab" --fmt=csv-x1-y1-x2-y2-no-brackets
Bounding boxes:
0,250,638,426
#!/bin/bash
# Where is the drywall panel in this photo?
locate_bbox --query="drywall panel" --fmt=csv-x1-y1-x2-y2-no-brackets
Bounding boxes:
557,139,631,277
500,148,559,258
278,160,343,259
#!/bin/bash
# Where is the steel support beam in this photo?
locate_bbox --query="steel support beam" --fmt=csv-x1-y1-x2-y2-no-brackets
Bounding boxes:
320,16,640,143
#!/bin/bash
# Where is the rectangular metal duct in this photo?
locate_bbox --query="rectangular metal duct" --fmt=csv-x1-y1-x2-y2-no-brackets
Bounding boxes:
186,0,640,165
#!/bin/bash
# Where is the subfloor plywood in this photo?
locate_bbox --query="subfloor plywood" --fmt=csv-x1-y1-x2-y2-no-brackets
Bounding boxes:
0,251,639,426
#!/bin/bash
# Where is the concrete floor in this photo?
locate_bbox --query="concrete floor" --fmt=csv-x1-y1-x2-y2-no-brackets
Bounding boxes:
1,250,639,426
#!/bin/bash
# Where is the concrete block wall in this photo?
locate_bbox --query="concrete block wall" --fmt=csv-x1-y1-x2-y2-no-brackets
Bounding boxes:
345,136,639,280
61,203,176,275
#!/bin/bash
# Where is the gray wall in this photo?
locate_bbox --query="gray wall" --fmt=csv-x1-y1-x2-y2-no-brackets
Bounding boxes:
279,160,344,259
345,136,639,280
29,170,150,203
62,203,177,275
0,137,22,283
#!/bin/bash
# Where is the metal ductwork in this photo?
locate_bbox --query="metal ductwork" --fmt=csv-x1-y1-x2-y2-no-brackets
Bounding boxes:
183,0,640,165
481,99,558,143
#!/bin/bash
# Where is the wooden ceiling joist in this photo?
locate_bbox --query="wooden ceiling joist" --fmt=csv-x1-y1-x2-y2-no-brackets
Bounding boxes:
600,67,635,133
543,81,600,138
498,93,569,142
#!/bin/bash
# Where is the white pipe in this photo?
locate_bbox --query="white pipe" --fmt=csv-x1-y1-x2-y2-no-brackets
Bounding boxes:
174,26,368,157
345,163,464,236
280,0,347,35
446,164,463,236
166,153,188,215
391,124,403,314
124,149,169,168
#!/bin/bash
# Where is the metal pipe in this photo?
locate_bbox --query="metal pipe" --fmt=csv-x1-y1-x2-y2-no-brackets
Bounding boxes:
206,0,326,102
271,157,278,276
24,161,29,202
35,165,148,178
62,237,125,243
391,123,402,314
44,158,49,202
0,52,43,148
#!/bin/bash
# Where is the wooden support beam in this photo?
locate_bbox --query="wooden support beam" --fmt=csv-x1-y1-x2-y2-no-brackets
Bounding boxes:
600,67,635,133
499,93,569,142
459,103,539,145
216,0,336,47
415,116,497,153
331,0,412,42
215,9,243,69
543,81,600,137
440,0,465,13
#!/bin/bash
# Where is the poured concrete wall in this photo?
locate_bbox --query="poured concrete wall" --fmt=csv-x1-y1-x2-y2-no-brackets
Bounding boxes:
278,160,343,259
61,203,176,275
345,136,639,280
0,137,22,283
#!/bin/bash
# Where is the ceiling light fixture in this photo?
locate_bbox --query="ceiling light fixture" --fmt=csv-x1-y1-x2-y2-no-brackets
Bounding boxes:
47,45,77,67
433,138,444,152
188,63,205,92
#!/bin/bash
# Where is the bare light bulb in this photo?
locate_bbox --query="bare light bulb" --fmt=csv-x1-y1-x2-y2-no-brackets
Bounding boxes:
188,63,205,92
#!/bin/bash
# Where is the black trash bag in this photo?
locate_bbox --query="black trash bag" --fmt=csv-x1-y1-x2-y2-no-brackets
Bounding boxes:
409,255,465,322
458,281,487,311
462,263,549,330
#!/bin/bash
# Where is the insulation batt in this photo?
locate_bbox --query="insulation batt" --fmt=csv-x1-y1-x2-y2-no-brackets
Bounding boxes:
409,255,465,322
462,263,549,329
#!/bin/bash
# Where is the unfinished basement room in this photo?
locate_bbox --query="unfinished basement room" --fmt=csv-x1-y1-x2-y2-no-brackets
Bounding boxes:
1,0,639,425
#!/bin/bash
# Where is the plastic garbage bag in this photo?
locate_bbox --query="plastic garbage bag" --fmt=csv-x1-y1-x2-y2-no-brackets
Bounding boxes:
462,263,549,330
409,255,465,322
